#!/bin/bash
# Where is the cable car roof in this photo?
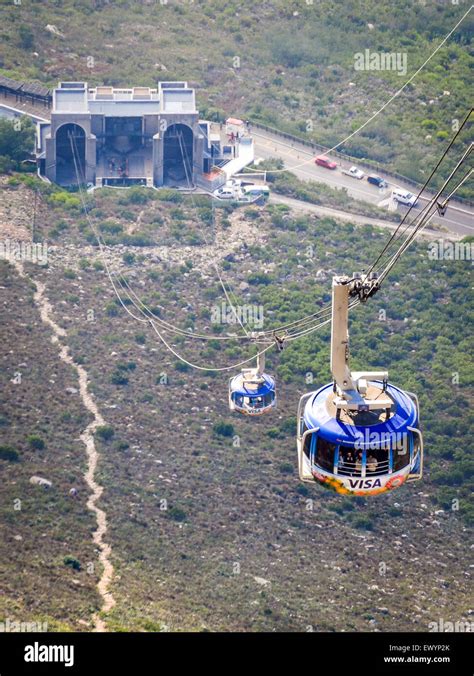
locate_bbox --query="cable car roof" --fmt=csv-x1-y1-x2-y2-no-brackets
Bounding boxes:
303,381,418,447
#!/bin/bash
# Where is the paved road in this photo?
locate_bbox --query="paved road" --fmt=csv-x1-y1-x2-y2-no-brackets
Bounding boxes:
4,92,471,237
252,129,474,237
269,194,462,241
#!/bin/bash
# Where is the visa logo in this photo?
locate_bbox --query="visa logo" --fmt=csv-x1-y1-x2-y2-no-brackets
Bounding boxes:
348,478,382,489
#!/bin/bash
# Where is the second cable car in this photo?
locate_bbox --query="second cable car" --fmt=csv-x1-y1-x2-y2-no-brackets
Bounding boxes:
229,351,276,416
297,275,423,495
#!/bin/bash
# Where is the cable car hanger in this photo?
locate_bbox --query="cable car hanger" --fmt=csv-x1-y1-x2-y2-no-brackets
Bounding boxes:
228,337,277,416
296,274,424,495
294,141,472,492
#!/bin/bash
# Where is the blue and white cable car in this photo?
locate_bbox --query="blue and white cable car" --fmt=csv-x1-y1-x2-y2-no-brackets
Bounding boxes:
229,351,276,416
297,275,423,495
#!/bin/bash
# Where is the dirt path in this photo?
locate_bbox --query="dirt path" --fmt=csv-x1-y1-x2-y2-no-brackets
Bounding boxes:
11,259,115,632
126,207,145,235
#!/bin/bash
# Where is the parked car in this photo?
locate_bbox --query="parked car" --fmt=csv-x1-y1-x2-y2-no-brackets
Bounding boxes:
315,155,337,170
213,186,238,200
342,165,365,180
392,188,418,207
367,174,388,188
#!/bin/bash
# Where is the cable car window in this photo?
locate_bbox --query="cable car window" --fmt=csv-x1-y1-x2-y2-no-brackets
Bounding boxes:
264,392,274,406
337,445,358,476
315,437,336,472
393,436,410,472
233,394,243,408
302,426,312,459
412,434,420,457
366,447,389,475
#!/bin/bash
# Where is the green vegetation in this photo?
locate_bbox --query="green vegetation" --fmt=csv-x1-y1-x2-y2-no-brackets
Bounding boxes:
0,116,35,174
167,507,187,522
352,515,374,531
110,371,129,386
27,435,45,451
123,252,135,265
0,445,19,462
213,422,235,438
105,302,119,317
95,425,115,441
63,556,81,571
18,25,34,50
248,272,273,286
119,186,155,205
49,192,81,210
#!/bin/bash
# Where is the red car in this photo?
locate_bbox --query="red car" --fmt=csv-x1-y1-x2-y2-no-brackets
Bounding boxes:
315,155,337,170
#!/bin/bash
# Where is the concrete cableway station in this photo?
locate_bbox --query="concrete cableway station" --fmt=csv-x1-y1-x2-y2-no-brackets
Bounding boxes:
36,81,254,190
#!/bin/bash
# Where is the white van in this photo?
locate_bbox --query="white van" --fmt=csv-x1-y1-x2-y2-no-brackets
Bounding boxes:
392,188,418,207
242,184,270,198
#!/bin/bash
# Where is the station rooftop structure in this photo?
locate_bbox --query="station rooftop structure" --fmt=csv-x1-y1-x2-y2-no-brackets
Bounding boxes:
36,81,252,189
0,75,51,105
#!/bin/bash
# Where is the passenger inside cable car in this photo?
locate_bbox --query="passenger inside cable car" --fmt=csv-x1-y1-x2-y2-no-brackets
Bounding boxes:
303,434,410,478
231,391,274,412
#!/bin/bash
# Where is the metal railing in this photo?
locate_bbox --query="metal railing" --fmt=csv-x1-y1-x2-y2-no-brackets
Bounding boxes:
337,458,390,477
250,120,473,209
